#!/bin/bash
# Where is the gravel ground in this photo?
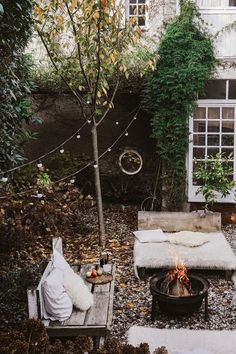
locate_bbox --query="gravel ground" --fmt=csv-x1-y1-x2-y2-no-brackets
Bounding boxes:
109,221,236,342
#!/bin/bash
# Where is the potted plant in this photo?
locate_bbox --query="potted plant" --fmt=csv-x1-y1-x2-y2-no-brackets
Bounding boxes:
193,152,236,212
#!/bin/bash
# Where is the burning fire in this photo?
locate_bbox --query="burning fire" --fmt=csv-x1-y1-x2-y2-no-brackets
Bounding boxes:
164,263,192,297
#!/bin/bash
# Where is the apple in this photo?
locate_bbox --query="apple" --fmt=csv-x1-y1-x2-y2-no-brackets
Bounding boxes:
86,271,92,278
97,268,103,276
91,269,97,278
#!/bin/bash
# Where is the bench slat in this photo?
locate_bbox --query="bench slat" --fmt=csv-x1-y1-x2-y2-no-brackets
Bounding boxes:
85,293,109,326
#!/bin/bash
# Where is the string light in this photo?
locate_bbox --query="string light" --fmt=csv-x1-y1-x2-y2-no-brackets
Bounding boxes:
87,119,91,124
76,134,81,139
59,146,65,154
115,121,119,125
36,191,43,199
1,176,8,183
0,106,141,199
70,176,76,184
37,160,43,169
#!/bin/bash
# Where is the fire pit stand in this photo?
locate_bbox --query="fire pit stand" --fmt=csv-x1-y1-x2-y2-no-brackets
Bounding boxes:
150,274,210,321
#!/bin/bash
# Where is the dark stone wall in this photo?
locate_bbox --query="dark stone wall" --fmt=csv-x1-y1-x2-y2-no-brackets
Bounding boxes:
24,92,160,206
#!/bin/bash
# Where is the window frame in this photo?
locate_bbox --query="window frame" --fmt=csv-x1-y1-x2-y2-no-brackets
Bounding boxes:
127,0,149,30
188,80,236,203
176,1,236,13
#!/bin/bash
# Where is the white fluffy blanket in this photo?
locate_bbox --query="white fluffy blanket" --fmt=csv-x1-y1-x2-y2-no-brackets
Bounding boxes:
63,270,93,311
128,326,236,354
134,232,236,272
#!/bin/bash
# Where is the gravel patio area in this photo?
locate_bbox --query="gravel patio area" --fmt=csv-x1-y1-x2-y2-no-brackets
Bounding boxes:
110,219,236,342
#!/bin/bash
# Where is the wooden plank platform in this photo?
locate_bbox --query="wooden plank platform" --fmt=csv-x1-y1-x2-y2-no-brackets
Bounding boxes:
27,238,115,344
46,263,115,338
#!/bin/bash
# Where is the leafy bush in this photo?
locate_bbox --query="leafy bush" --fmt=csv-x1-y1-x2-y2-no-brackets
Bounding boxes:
0,1,35,171
194,153,236,211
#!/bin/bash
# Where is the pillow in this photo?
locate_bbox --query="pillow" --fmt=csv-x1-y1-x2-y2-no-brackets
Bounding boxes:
53,249,72,272
169,231,210,248
63,269,93,311
133,229,168,243
42,268,73,321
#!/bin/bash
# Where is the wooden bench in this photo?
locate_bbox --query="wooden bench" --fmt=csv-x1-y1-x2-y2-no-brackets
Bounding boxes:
27,238,115,348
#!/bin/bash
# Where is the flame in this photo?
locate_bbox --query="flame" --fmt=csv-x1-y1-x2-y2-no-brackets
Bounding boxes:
166,263,192,296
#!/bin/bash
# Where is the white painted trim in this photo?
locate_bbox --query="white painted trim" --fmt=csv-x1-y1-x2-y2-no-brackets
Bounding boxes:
188,97,236,204
126,0,149,30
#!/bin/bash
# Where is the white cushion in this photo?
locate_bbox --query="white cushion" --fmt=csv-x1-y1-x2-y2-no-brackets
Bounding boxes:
63,269,93,311
133,229,167,243
53,249,72,272
42,268,73,321
169,231,210,248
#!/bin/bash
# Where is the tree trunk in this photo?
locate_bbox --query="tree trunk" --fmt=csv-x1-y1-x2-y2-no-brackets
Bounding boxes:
91,125,106,248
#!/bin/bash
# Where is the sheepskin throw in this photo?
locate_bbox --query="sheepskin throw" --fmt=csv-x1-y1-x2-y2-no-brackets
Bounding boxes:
128,326,236,354
134,232,236,274
169,231,210,247
63,269,93,311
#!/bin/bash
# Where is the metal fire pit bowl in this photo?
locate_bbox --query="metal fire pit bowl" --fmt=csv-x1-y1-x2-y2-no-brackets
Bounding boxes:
150,274,210,321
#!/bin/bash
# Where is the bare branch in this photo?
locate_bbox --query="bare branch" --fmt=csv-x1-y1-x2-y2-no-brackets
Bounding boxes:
37,29,87,120
64,1,91,92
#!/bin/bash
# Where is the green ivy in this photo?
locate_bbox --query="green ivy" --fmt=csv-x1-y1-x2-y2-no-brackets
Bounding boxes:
143,0,216,210
0,1,35,171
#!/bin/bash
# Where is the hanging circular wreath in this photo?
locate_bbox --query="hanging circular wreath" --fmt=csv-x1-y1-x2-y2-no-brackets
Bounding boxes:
118,150,143,175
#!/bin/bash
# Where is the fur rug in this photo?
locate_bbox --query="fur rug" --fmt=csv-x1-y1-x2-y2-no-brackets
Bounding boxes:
134,232,236,274
169,231,210,247
128,326,236,354
63,270,93,311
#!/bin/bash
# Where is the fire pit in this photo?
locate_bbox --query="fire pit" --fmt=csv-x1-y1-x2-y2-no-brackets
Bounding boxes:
150,265,210,321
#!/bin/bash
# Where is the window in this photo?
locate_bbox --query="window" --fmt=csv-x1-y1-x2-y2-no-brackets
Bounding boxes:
229,0,236,6
188,79,236,203
199,80,236,100
128,0,147,27
195,0,236,8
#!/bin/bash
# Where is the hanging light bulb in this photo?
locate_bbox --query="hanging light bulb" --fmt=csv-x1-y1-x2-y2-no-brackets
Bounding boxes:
36,191,43,199
115,121,119,125
76,134,81,139
59,146,65,154
1,176,8,183
87,119,91,124
134,116,137,120
94,163,98,168
86,100,90,105
107,148,111,152
37,160,43,169
70,176,75,184
125,131,129,136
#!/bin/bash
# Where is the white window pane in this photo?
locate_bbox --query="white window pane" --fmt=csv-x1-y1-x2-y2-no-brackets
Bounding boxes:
207,147,220,157
194,121,206,132
193,134,206,146
229,0,236,6
207,134,220,146
222,121,234,133
199,80,226,99
222,134,234,146
194,107,206,120
208,120,220,132
193,147,205,159
222,107,234,120
208,107,220,120
222,148,234,158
